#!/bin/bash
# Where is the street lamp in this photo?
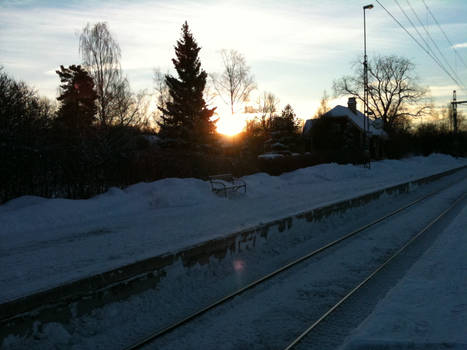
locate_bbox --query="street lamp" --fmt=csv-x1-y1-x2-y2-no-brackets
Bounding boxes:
363,4,373,168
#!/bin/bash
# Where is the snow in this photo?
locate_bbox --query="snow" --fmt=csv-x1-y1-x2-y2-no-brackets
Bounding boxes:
1,156,466,349
146,179,467,350
325,105,387,137
257,153,284,159
142,134,160,144
0,154,466,303
341,200,467,350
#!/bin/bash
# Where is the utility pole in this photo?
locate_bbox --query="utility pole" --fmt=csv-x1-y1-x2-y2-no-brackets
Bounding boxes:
452,90,457,133
363,4,373,168
451,90,467,133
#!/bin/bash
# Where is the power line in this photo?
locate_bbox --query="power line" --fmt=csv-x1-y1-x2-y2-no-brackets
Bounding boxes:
375,0,464,92
393,0,443,71
421,0,467,71
404,0,465,89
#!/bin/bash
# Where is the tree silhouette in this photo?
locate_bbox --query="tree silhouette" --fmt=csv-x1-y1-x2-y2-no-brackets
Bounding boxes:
56,65,97,130
314,90,330,118
333,55,429,132
80,22,134,126
262,104,301,155
158,21,216,148
0,67,47,133
256,91,280,130
211,49,256,115
277,104,300,134
1,68,56,203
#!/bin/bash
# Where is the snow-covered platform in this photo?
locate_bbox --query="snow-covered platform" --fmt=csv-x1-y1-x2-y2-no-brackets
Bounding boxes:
341,198,467,349
1,155,466,305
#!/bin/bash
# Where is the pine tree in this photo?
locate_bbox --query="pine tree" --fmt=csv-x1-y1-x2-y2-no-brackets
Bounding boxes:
265,104,300,154
56,65,97,130
158,22,216,148
279,104,300,134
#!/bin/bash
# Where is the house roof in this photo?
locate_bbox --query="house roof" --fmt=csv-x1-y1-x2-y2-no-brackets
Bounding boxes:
323,105,387,137
302,118,317,135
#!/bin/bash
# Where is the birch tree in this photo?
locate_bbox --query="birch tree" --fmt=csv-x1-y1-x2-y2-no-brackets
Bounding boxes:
212,49,256,115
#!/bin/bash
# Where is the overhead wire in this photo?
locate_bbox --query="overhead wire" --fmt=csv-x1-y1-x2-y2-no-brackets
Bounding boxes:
375,0,465,92
421,0,467,71
419,0,467,96
404,0,466,89
394,0,438,60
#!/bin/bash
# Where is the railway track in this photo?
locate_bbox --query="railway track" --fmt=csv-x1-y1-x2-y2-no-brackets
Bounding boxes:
123,176,467,350
284,191,466,350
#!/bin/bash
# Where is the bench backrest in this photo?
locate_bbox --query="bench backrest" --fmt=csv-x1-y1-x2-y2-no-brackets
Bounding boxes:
209,174,235,182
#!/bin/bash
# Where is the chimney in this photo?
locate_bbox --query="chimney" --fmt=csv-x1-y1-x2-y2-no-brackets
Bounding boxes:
348,97,357,114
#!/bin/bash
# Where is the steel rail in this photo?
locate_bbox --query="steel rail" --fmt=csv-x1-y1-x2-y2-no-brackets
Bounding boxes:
283,191,467,350
123,178,465,350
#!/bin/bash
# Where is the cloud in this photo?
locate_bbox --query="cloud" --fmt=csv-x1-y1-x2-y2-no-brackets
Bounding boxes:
453,42,467,49
0,1,370,97
429,84,458,98
0,0,459,116
0,1,378,67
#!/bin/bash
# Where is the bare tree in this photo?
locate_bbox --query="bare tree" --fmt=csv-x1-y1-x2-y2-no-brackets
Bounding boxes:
153,68,170,111
314,90,330,118
113,86,154,128
333,55,429,131
203,78,218,108
152,68,171,129
80,22,132,126
212,49,256,115
256,91,280,128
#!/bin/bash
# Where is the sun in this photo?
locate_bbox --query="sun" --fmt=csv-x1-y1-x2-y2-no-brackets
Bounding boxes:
216,114,246,136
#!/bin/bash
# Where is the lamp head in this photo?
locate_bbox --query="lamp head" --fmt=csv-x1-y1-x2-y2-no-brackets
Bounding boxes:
363,4,374,10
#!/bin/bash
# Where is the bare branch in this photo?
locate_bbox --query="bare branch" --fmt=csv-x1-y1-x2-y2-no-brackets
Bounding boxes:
212,49,256,115
333,55,429,131
256,91,280,129
79,22,133,127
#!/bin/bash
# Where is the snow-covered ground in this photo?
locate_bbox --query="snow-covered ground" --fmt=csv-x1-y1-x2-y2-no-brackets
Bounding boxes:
1,155,466,350
1,154,466,303
341,197,467,350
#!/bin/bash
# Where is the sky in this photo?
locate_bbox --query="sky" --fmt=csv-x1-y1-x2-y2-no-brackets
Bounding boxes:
1,0,466,123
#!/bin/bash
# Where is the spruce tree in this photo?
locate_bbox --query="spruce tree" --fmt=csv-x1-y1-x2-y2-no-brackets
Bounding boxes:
265,104,300,154
158,21,216,148
279,104,299,134
56,65,97,130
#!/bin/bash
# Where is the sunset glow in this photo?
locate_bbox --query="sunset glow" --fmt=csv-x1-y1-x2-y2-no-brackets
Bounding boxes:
216,114,246,136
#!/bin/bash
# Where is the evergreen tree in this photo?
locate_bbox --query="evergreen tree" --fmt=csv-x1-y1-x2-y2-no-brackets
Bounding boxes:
278,104,300,134
265,104,300,154
56,65,97,130
158,22,216,148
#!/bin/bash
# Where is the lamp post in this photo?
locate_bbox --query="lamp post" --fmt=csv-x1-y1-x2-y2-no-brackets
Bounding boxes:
363,4,373,168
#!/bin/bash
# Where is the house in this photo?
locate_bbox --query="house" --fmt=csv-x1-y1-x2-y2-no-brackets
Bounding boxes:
303,97,387,158
302,118,317,136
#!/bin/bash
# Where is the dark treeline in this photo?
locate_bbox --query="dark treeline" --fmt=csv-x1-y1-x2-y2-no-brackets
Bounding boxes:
1,22,466,204
0,64,305,202
384,124,467,159
0,22,284,203
0,65,149,202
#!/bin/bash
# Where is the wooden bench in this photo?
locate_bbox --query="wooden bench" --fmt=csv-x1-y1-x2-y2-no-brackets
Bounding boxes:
208,174,246,197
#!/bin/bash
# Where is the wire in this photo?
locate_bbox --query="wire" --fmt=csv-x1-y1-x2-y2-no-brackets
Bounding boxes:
421,0,467,71
375,0,464,91
394,0,444,72
404,0,466,89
